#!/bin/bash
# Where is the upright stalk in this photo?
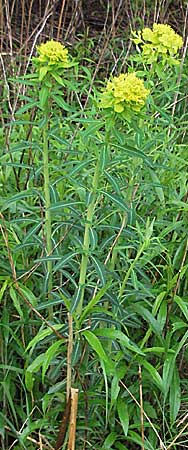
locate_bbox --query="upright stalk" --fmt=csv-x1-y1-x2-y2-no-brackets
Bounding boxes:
43,112,53,317
76,158,100,316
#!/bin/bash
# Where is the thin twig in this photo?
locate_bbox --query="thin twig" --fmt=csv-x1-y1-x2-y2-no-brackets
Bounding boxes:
57,0,66,40
167,421,188,450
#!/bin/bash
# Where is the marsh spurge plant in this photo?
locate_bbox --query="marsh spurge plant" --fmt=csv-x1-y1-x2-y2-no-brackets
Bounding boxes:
32,40,72,317
10,27,184,448
76,72,149,315
20,40,150,447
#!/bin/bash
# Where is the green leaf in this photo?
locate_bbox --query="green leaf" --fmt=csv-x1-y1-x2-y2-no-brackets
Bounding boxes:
117,397,129,436
51,72,65,86
100,191,129,212
111,375,120,407
22,222,41,244
104,171,121,195
173,238,188,268
0,364,23,373
81,121,103,139
18,285,37,307
15,100,39,115
39,85,49,108
174,329,188,358
2,162,31,169
25,371,34,392
82,330,114,369
160,221,184,239
26,325,64,352
143,347,170,354
49,201,82,211
128,431,154,450
53,252,79,272
162,352,176,399
42,340,64,383
112,143,153,166
157,300,167,333
71,285,83,313
89,227,98,250
79,282,111,323
26,353,45,373
132,304,162,341
149,168,165,206
69,159,94,176
59,292,71,311
39,66,48,81
101,360,109,425
94,328,145,355
0,279,9,303
2,189,36,209
141,360,163,391
144,401,157,419
153,104,172,123
1,381,18,426
90,255,106,285
0,414,5,439
9,286,23,318
152,291,166,315
170,366,181,425
174,295,188,322
115,444,129,450
51,94,72,111
172,321,188,332
103,432,117,448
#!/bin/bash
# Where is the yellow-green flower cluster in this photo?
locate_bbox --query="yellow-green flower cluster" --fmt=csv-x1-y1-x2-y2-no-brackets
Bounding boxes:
36,40,69,66
99,73,149,114
133,23,183,63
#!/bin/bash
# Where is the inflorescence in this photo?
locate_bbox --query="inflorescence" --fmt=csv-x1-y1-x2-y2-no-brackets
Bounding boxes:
36,40,69,66
99,72,150,115
133,23,183,64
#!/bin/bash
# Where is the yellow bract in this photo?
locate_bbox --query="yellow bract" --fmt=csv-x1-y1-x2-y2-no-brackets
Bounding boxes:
100,73,149,114
133,23,183,62
36,40,69,65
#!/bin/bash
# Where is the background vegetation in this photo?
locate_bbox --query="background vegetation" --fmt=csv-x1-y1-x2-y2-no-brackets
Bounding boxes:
1,1,188,449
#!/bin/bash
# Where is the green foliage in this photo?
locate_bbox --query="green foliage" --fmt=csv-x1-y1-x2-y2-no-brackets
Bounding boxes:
1,16,188,450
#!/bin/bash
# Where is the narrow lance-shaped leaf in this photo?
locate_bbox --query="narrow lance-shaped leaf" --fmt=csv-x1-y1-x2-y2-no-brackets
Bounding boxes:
170,366,181,425
117,397,129,436
94,328,145,355
82,330,114,369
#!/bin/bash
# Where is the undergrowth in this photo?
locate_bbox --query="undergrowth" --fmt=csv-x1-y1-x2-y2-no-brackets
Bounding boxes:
1,4,188,450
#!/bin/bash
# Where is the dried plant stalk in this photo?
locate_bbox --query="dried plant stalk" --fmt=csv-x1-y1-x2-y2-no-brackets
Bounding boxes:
67,388,79,450
55,395,71,450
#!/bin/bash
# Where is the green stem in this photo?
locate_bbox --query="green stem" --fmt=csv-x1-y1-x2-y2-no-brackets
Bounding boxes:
43,113,53,317
76,158,100,315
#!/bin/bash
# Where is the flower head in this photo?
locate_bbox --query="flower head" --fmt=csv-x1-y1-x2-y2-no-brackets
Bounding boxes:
36,40,69,66
133,23,183,64
99,73,149,115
